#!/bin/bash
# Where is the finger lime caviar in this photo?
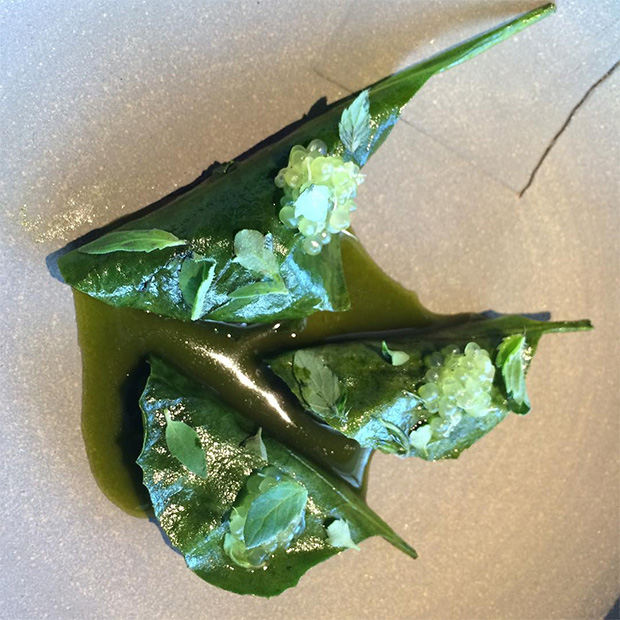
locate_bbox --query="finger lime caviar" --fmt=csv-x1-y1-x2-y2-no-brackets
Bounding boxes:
276,138,364,255
412,342,507,451
224,466,308,569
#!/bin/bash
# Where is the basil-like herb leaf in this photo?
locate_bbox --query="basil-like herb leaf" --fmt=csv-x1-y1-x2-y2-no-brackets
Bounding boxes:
269,316,592,461
228,281,288,299
326,519,360,551
496,334,531,414
179,254,217,320
244,479,308,549
382,341,411,366
339,90,371,164
79,229,186,254
138,357,416,597
59,4,555,324
243,427,268,460
293,350,344,418
164,409,207,478
233,229,280,278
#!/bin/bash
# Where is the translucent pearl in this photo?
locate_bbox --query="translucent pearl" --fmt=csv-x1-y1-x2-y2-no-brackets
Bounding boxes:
318,231,331,245
298,217,320,237
302,237,322,255
310,157,334,183
465,342,481,356
307,139,328,155
328,209,350,231
279,206,297,229
419,383,439,403
284,169,301,188
442,344,460,357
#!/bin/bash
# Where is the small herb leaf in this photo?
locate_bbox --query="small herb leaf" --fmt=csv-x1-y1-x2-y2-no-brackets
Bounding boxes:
191,261,217,321
381,341,411,366
229,280,288,299
243,479,308,549
243,428,268,461
164,409,207,478
79,229,186,255
409,425,433,453
326,519,360,551
292,350,343,417
233,229,280,278
339,89,371,163
496,334,531,413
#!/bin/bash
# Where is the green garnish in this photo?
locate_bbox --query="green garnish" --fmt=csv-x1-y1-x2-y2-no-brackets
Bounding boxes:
244,478,308,549
338,89,372,164
496,334,531,413
179,254,217,320
163,409,207,478
242,427,268,460
79,229,186,255
326,518,361,551
292,349,345,418
382,341,411,366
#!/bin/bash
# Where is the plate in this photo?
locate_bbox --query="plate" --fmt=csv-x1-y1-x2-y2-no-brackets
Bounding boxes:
1,2,618,618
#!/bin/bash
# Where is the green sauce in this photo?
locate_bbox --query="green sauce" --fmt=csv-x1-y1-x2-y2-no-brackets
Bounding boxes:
75,237,442,517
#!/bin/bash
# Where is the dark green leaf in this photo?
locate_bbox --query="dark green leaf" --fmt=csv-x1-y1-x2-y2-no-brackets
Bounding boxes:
137,357,416,597
269,316,591,460
244,480,308,549
78,229,186,254
164,409,207,478
59,5,555,324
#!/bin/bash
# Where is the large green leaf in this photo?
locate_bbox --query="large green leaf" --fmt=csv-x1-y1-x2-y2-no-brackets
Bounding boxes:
268,316,592,460
59,4,555,324
137,357,416,597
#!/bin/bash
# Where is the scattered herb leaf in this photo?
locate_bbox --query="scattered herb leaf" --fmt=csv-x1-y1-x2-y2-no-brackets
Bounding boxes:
163,409,207,478
228,280,288,299
79,229,186,255
243,479,308,549
243,428,268,460
496,334,531,414
326,519,361,551
233,229,280,278
339,90,371,164
409,425,433,454
293,349,343,418
382,341,411,366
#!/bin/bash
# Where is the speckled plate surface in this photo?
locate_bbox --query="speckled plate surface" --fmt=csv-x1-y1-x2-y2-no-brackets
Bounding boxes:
1,2,618,619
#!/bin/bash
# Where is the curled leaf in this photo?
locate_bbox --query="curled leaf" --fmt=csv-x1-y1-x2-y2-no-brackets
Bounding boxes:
79,229,186,255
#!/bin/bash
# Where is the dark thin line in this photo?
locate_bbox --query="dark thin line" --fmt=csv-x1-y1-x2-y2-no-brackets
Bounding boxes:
519,59,620,198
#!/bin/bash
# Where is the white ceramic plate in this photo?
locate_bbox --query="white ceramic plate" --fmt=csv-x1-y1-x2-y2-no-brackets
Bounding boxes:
1,2,618,618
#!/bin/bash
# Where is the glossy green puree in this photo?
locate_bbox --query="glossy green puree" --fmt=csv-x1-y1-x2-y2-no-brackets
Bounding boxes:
75,238,445,516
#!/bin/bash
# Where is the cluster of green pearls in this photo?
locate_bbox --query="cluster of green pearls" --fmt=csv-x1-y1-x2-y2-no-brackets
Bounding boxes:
417,342,501,440
275,139,364,255
223,466,306,569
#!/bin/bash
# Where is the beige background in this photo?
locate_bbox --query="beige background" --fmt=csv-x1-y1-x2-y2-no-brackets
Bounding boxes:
1,1,618,618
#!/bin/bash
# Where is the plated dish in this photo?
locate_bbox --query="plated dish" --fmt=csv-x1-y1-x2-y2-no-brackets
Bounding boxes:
55,3,593,598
